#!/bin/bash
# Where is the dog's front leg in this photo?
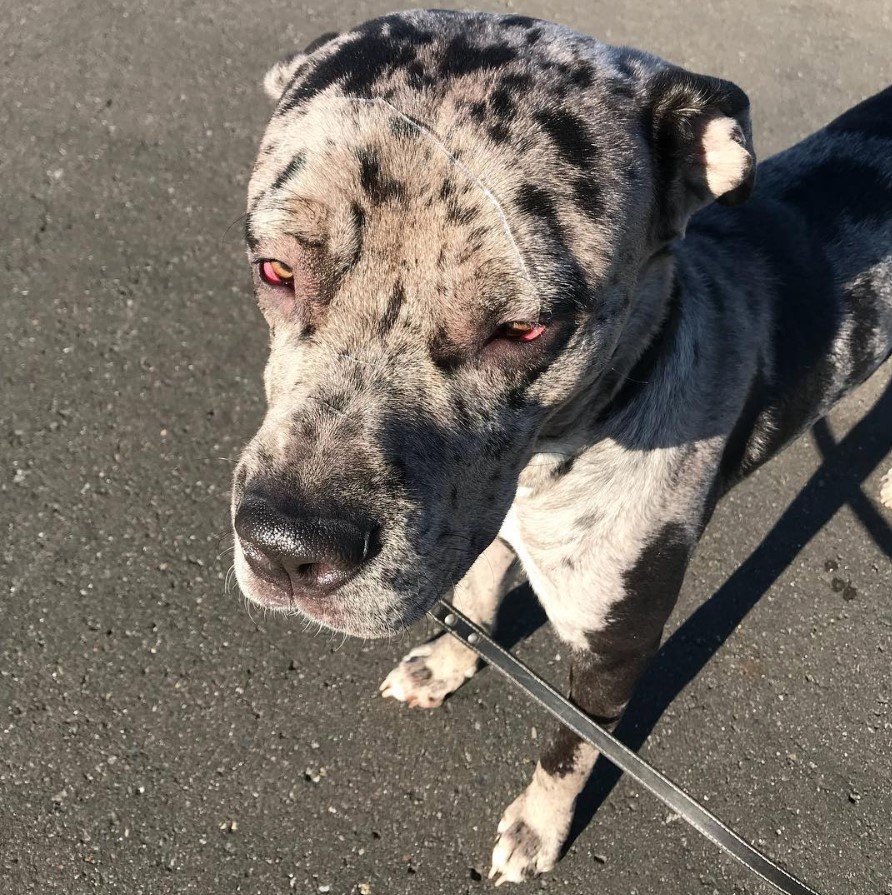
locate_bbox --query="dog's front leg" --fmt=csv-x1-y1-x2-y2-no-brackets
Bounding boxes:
490,526,691,884
380,538,521,708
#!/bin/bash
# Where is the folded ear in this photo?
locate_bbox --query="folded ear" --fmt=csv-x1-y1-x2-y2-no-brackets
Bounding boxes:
644,66,755,241
263,32,340,101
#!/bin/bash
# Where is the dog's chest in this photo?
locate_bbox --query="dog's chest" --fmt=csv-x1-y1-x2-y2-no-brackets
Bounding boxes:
498,440,719,648
497,452,636,649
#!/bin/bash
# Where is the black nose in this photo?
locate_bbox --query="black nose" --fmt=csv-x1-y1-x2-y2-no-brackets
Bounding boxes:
234,490,377,601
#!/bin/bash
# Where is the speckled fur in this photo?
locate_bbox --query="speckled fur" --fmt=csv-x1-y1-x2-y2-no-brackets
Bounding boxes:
231,10,892,883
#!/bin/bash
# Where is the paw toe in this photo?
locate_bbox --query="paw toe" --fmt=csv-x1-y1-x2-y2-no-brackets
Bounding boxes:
490,814,559,884
379,639,476,708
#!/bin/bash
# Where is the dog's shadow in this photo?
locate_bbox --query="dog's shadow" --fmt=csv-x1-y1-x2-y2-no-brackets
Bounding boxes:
493,379,891,851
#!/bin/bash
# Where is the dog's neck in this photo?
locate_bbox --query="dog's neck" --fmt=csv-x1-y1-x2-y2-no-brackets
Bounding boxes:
536,247,680,450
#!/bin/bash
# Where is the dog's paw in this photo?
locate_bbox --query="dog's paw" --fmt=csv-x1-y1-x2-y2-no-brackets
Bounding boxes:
379,636,479,708
881,467,892,510
489,788,564,885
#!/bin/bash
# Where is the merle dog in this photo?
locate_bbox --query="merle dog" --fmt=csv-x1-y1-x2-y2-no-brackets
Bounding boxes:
230,10,892,883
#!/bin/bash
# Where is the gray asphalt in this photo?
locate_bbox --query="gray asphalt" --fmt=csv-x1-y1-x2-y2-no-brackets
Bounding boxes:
1,1,890,893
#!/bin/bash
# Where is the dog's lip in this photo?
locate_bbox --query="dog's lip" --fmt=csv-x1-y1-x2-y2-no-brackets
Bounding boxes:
235,545,349,624
233,538,450,637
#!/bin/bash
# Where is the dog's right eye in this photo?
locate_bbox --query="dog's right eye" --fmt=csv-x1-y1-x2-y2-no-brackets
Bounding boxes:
258,259,294,288
495,321,547,343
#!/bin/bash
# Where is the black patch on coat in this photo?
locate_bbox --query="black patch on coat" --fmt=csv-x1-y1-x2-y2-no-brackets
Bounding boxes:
826,84,892,141
439,34,517,78
304,31,340,53
568,63,595,90
445,202,478,225
535,109,599,170
404,59,437,91
616,521,690,644
378,282,404,334
552,455,576,478
358,148,406,204
541,522,690,780
429,327,464,373
280,21,418,112
572,175,604,220
516,184,594,312
845,279,882,385
468,100,487,122
347,202,365,269
489,86,516,120
488,121,510,144
499,71,533,96
389,115,417,139
244,213,259,250
375,14,435,45
540,730,585,777
270,152,306,192
516,182,561,232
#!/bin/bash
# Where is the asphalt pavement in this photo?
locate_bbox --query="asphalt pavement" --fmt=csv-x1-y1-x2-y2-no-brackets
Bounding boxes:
1,0,890,893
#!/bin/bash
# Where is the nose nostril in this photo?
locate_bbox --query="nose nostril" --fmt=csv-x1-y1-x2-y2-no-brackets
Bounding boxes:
295,562,322,581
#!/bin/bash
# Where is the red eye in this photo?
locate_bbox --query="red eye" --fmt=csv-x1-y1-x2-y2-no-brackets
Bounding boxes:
259,259,294,287
495,321,546,343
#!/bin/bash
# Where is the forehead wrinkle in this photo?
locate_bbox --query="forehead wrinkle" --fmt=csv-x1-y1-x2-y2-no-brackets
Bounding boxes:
345,96,534,291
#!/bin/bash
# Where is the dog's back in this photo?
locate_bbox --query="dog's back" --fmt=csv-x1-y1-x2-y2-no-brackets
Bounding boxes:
681,86,892,483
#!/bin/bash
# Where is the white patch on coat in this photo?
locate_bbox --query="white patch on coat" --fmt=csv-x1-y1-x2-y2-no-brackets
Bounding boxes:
500,438,713,651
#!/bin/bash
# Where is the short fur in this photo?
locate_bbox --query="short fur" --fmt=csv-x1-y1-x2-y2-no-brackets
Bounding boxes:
232,10,892,884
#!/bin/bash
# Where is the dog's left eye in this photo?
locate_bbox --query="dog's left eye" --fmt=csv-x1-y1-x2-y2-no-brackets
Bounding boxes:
258,259,294,287
494,321,546,343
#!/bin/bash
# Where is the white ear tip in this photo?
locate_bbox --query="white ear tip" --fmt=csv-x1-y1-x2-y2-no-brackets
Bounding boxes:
702,115,753,197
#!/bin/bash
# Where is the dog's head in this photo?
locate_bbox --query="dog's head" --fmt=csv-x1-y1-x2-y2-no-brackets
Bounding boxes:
231,11,755,636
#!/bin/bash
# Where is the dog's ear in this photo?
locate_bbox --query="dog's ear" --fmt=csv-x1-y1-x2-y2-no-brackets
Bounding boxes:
263,32,340,101
643,66,755,241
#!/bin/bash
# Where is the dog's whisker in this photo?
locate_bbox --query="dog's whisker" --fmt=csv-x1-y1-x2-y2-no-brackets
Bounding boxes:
216,544,236,563
219,209,250,246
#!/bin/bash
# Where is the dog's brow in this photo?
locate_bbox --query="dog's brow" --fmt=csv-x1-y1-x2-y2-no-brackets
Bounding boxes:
343,96,539,318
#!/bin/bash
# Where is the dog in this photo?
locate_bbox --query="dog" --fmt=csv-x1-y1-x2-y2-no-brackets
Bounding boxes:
230,10,892,884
